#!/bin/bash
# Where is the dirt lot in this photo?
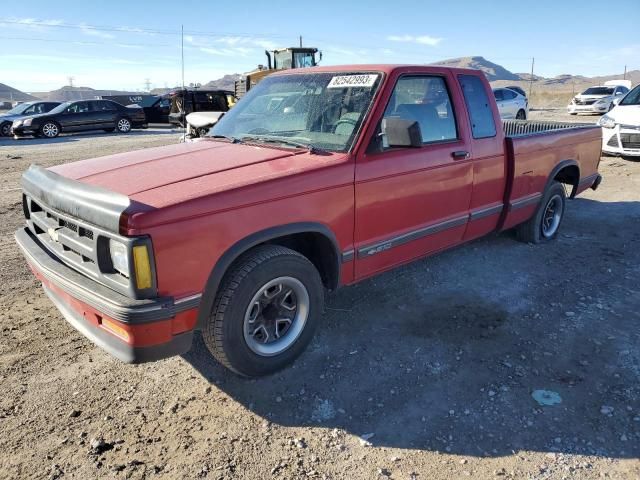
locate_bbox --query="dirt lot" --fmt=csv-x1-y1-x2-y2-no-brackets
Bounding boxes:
0,118,639,480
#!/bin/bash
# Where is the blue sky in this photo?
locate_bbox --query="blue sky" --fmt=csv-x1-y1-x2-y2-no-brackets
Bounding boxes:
1,0,638,92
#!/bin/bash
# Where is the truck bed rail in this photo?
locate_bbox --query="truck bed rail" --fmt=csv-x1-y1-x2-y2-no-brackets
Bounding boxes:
503,119,594,138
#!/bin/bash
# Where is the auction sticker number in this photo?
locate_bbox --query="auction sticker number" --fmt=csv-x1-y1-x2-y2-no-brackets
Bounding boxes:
327,74,378,89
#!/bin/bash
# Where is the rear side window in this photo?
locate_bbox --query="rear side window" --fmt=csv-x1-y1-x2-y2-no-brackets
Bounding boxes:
459,75,497,139
503,89,517,100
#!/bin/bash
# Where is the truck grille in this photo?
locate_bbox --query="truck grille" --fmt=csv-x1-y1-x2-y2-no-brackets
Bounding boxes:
24,196,103,279
620,133,640,149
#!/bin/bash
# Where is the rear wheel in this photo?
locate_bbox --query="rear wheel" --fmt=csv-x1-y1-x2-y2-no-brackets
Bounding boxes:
40,122,60,138
516,181,566,244
203,245,324,377
116,117,131,133
516,109,527,120
0,122,11,137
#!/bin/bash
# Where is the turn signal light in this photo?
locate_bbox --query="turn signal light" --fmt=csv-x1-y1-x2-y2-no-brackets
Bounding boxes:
132,245,152,290
101,318,130,342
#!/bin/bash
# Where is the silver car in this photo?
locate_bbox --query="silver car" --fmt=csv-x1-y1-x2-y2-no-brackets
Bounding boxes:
493,88,528,120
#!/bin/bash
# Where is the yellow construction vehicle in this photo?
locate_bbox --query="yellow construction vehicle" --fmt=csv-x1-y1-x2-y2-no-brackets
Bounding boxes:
234,47,321,98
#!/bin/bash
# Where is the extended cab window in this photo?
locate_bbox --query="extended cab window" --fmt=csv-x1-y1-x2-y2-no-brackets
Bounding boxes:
458,75,497,139
383,75,457,144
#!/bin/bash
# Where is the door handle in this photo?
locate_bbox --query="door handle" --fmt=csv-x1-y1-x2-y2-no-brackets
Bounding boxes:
451,150,470,160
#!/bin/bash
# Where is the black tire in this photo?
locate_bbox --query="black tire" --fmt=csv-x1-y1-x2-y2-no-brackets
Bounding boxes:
516,181,566,244
103,128,115,133
516,109,527,120
40,121,60,138
203,245,324,377
0,122,11,137
115,117,132,133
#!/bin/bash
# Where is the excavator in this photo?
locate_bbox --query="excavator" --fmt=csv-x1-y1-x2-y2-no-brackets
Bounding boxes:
183,46,321,140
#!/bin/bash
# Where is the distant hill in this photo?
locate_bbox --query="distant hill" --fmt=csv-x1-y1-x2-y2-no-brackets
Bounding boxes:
0,83,39,103
31,86,144,102
430,56,521,81
204,74,242,91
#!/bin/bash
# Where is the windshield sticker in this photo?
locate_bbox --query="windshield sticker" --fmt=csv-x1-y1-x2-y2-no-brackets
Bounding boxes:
327,74,378,89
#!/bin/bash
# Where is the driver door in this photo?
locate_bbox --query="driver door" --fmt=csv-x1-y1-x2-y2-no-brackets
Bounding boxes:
353,70,474,279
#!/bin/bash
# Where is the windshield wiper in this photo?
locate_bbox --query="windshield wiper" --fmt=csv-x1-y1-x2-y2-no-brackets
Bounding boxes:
208,134,242,143
240,135,324,154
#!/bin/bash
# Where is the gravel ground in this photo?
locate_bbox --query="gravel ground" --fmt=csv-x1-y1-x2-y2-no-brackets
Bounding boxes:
0,119,639,480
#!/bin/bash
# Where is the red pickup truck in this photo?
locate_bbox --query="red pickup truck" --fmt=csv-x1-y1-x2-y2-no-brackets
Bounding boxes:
16,65,602,376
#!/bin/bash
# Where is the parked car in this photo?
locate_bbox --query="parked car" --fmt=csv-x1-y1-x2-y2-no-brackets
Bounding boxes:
599,84,640,157
504,85,527,99
568,80,631,115
0,101,60,136
167,89,236,127
15,65,602,376
11,100,147,138
100,95,171,123
493,87,528,119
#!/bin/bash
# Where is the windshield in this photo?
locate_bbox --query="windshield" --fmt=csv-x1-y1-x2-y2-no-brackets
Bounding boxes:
5,103,32,115
208,72,382,152
619,85,640,106
582,87,614,96
47,102,73,115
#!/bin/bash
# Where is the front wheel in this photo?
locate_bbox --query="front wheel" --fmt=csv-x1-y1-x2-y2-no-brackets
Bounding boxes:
116,117,131,133
0,122,11,137
203,245,324,377
516,181,566,244
40,122,60,138
516,109,527,120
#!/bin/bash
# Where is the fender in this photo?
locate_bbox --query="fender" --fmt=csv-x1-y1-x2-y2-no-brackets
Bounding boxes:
546,159,580,198
195,222,341,330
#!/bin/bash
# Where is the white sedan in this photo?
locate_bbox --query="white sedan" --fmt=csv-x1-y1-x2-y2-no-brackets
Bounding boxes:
599,84,640,157
492,88,528,120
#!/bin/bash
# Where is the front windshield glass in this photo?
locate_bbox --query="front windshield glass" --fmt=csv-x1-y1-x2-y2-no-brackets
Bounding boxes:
620,85,640,106
47,102,72,115
582,87,614,95
5,103,31,115
208,72,382,152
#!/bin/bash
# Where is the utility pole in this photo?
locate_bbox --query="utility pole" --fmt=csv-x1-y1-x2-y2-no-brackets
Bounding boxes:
144,78,151,92
623,65,627,80
67,76,75,87
299,35,302,48
528,57,534,100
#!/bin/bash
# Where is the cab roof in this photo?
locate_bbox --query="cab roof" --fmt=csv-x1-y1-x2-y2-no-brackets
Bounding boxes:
269,64,485,77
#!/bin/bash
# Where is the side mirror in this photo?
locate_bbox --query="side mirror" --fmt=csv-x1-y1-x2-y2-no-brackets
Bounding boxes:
613,97,622,106
381,117,422,148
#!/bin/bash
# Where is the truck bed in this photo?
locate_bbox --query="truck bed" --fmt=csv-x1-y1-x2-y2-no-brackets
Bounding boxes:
500,120,602,230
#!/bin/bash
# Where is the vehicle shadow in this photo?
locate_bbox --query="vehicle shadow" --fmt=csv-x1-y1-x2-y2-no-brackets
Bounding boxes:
0,128,180,146
183,198,640,458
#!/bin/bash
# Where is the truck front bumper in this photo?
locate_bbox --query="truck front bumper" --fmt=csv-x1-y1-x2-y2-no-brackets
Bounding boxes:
567,104,609,114
15,227,199,363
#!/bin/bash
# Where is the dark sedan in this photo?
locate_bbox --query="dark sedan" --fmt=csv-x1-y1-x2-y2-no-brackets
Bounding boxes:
11,100,147,138
1,101,60,136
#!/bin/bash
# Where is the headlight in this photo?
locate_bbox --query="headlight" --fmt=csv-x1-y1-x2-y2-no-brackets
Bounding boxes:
598,115,616,128
12,120,23,127
595,99,608,105
23,118,33,126
109,239,129,277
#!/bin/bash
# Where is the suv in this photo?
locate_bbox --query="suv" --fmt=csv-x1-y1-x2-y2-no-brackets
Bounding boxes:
168,89,236,127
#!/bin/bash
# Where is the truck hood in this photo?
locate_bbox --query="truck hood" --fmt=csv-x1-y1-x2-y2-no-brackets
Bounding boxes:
608,104,640,126
50,139,303,197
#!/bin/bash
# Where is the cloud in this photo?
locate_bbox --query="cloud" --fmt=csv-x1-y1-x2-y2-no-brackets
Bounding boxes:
387,34,442,46
0,17,64,30
78,23,115,39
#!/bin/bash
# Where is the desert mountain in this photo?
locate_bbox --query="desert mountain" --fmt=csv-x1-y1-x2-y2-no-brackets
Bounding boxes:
430,56,521,81
31,86,144,102
0,83,38,103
